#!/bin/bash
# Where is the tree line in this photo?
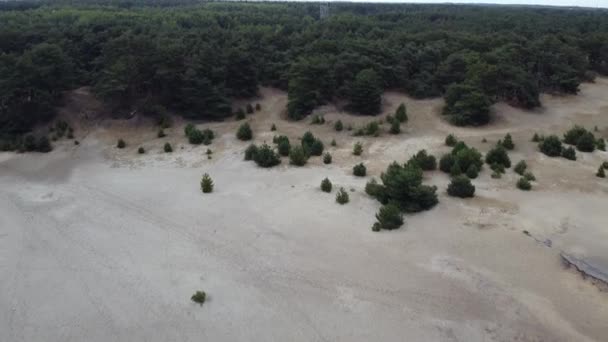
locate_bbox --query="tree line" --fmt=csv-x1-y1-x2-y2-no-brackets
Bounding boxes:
2,1,608,149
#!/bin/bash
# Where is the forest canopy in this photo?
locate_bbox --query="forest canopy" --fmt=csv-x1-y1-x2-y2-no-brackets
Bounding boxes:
2,1,608,147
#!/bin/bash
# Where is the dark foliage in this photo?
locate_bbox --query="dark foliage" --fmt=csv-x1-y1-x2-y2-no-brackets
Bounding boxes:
407,150,437,171
353,163,367,177
374,204,404,230
321,178,332,192
336,187,349,205
447,175,475,198
289,146,309,166
253,144,281,168
517,177,532,190
485,145,511,168
561,146,577,160
236,123,253,141
539,135,562,157
323,152,332,164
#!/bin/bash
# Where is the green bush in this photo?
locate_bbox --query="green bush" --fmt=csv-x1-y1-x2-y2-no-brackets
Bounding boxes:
576,131,596,152
187,129,204,144
301,131,316,149
323,152,332,164
517,177,532,190
246,103,254,114
597,138,606,151
445,134,458,147
321,178,332,192
235,108,246,120
271,123,277,131
539,135,562,156
523,171,536,181
201,173,214,193
395,103,408,123
191,291,206,305
336,188,349,205
389,120,400,134
244,144,258,161
334,120,343,131
309,139,324,156
164,142,173,153
374,204,404,230
561,146,576,160
466,164,479,179
117,139,126,148
563,125,587,145
439,153,456,173
236,123,253,141
365,178,388,203
277,138,291,156
289,146,309,166
485,145,511,168
491,171,502,179
184,123,195,136
330,139,337,147
365,121,380,136
450,162,462,176
311,115,325,124
138,147,145,154
532,133,541,142
603,161,608,169
353,142,363,156
253,144,281,167
447,175,475,198
514,160,527,175
407,150,437,171
353,163,367,177
158,129,166,138
597,166,606,178
502,133,514,150
490,162,505,174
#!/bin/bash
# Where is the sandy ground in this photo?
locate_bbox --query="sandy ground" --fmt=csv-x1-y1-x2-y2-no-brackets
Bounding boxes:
1,80,608,342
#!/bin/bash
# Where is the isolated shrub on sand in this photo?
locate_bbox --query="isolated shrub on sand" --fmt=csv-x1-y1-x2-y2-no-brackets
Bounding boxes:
244,144,258,161
485,144,511,168
523,171,536,181
532,133,541,142
334,120,343,132
320,178,332,192
395,103,408,123
445,134,458,147
289,146,309,166
201,173,214,193
117,139,126,148
514,160,527,175
353,142,363,156
323,152,332,164
465,164,479,179
236,123,253,141
501,133,514,150
184,123,196,136
407,150,437,171
330,139,337,147
353,163,367,177
576,131,596,152
157,129,166,138
539,135,562,157
389,120,401,134
270,123,276,131
336,187,349,204
309,139,324,156
561,146,577,160
517,177,532,190
374,203,404,230
597,138,606,151
447,175,475,198
597,166,606,178
253,144,281,168
164,142,173,153
138,147,145,154
191,291,206,305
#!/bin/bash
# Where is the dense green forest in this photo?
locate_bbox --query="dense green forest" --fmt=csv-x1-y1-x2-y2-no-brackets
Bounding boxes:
1,0,608,150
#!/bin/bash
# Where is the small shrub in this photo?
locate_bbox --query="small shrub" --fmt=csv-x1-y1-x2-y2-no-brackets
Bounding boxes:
450,162,462,176
485,145,511,168
447,175,475,198
117,139,126,149
35,136,52,152
523,172,536,181
466,164,479,179
138,147,145,154
597,138,606,151
408,150,437,171
334,120,343,131
353,127,365,136
353,142,363,156
346,124,353,131
270,123,277,131
445,134,458,147
235,108,246,120
206,149,212,155
597,165,606,178
603,161,608,169
309,139,324,156
490,162,505,174
491,171,502,179
395,103,408,123
311,115,325,125
539,135,562,157
482,137,487,143
301,131,316,149
576,131,596,152
365,178,387,202
563,125,588,145
67,131,74,139
374,204,404,230
74,140,79,145
191,291,206,305
353,163,367,177
439,154,456,173
255,103,261,111
164,142,173,153
236,123,253,141
336,188,349,204
517,177,532,190
514,160,527,175
184,123,196,136
532,133,541,142
158,129,166,138
253,144,281,168
244,144,258,161
323,152,332,164
277,138,291,156
330,139,337,147
320,178,332,192
365,121,380,136
187,129,204,144
502,133,514,150
389,120,400,134
246,103,254,114
289,146,309,166
561,146,577,160
201,173,214,193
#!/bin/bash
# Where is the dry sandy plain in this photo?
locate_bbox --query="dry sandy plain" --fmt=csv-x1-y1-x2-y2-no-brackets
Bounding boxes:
1,79,608,342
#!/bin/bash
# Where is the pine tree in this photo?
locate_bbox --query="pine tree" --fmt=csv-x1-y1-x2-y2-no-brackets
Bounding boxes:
395,103,408,123
320,178,332,192
201,173,214,193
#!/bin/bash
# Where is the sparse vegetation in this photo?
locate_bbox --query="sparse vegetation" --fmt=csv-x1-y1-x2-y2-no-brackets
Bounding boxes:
353,142,363,156
244,144,258,161
309,139,324,156
255,103,261,111
336,188,349,205
374,204,404,230
561,146,577,160
289,146,309,166
523,171,536,181
252,144,281,168
323,152,332,164
330,139,337,147
164,142,172,153
236,123,253,141
117,139,126,149
311,115,325,125
597,166,606,178
395,103,408,123
321,178,332,192
445,134,458,147
353,163,367,177
501,133,514,150
201,173,214,193
389,120,401,134
191,291,206,305
447,175,475,198
270,123,276,131
246,103,254,114
485,144,511,169
517,177,532,190
539,135,562,157
277,137,291,156
514,160,527,175
407,150,437,171
157,129,166,138
334,120,343,132
235,108,246,120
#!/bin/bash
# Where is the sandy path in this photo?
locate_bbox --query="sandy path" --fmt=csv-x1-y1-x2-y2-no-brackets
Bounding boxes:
1,81,607,341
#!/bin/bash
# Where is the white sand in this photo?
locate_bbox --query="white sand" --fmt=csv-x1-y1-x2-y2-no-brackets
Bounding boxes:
1,81,608,342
